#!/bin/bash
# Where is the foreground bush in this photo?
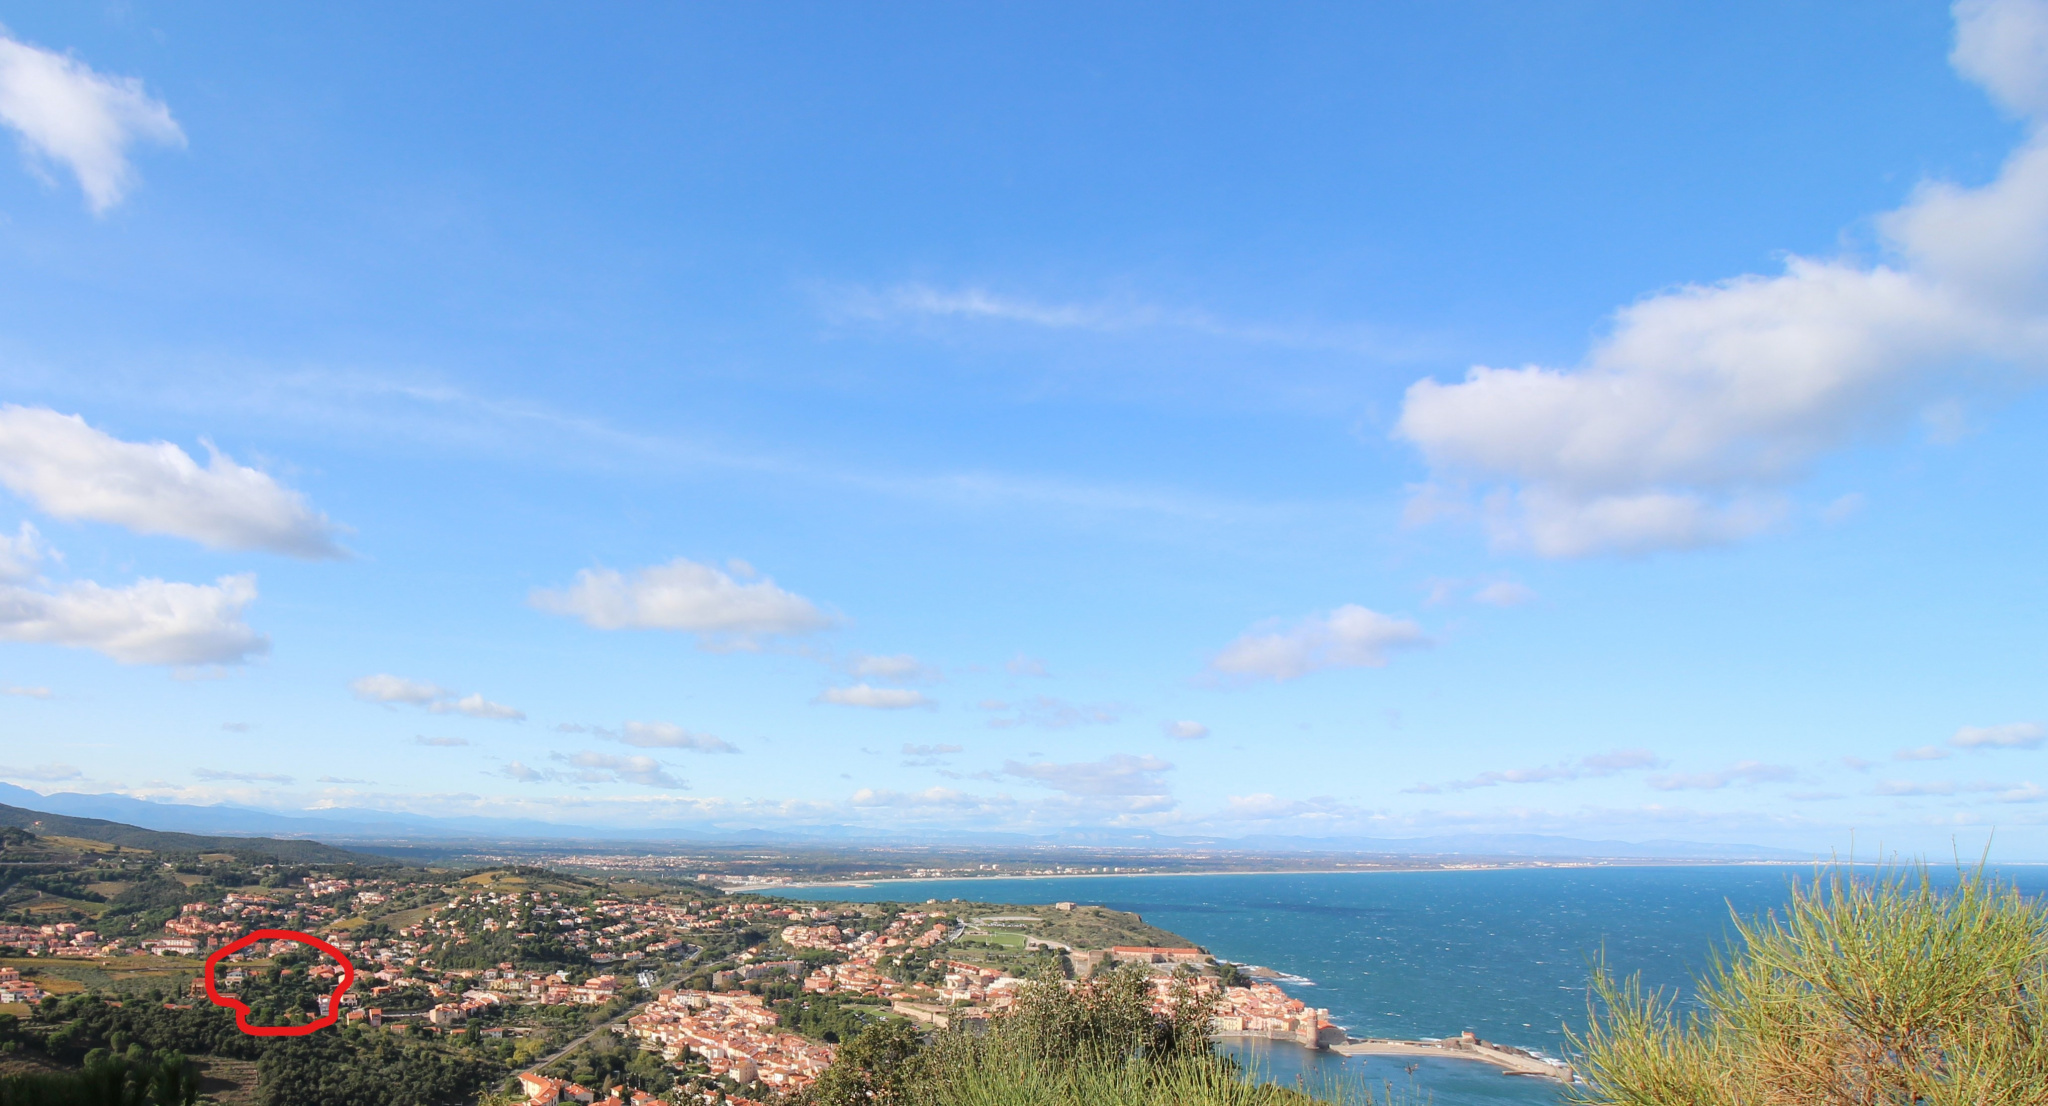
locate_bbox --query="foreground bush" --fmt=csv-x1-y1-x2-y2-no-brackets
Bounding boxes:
798,963,1374,1106
1573,867,2048,1106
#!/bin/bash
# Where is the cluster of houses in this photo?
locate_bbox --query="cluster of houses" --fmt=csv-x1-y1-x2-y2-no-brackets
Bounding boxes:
0,921,104,957
0,966,45,1005
515,1072,665,1105
789,910,952,1002
624,990,836,1091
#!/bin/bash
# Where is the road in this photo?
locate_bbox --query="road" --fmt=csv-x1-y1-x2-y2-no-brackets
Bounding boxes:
531,967,683,1071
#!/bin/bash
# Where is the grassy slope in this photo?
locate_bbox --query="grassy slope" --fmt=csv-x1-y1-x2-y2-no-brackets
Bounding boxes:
951,903,1199,951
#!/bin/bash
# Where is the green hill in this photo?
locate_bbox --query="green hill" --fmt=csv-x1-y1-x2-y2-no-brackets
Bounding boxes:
0,803,391,867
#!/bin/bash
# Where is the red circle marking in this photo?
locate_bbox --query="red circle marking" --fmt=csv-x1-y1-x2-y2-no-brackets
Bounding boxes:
202,929,356,1037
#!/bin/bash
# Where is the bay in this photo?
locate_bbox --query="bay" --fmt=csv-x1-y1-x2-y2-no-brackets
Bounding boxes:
784,863,2048,1105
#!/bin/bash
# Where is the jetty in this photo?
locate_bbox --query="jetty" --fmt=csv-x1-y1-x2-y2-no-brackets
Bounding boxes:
1328,1031,1574,1083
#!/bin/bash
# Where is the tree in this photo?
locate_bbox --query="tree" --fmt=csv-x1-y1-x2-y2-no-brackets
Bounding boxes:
798,1019,928,1105
1572,867,2048,1106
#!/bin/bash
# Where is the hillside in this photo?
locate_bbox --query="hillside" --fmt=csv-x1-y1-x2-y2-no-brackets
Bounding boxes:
0,803,388,867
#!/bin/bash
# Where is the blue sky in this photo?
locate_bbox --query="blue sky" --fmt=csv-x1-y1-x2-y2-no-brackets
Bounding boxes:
0,1,2043,855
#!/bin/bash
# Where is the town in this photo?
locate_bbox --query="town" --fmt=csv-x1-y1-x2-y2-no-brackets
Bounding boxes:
0,815,1342,1104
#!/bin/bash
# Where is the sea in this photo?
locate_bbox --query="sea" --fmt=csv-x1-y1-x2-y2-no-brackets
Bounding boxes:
781,863,2048,1106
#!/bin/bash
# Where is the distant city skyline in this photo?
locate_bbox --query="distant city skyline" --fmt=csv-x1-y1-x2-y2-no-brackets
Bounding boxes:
0,1,2043,856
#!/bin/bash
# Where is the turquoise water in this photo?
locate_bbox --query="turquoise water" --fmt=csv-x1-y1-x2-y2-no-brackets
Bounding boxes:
783,864,2048,1106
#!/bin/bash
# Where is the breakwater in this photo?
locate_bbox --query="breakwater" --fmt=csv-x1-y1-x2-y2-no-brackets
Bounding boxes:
1329,1032,1573,1083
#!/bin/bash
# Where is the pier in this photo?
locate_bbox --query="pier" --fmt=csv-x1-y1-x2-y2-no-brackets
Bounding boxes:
1328,1032,1574,1083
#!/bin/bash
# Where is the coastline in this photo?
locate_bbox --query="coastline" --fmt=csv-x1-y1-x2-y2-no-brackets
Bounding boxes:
772,858,1810,891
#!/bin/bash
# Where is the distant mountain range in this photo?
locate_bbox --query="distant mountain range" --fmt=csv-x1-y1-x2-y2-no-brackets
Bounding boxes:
0,782,1816,860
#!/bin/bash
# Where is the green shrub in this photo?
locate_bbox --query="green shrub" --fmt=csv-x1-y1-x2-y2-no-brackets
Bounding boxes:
0,1045,198,1106
1572,866,2048,1106
797,963,1379,1106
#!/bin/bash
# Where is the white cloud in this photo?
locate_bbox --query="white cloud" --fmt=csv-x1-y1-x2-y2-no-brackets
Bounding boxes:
530,557,834,647
2,683,50,698
1471,581,1536,607
1894,745,1952,761
1210,604,1427,682
0,761,79,781
1954,0,2048,118
1003,753,1172,798
0,572,266,665
412,736,469,747
0,407,347,557
1646,761,1798,791
1396,0,2048,557
1950,722,2046,749
848,653,940,682
348,674,523,721
192,768,292,784
1164,720,1209,740
902,743,963,756
618,720,738,754
0,32,183,212
817,684,932,710
1406,748,1660,793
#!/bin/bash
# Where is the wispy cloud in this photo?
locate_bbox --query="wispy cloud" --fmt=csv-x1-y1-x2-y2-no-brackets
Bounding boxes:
984,695,1120,730
1210,605,1428,683
1471,581,1537,608
615,721,739,753
817,684,933,710
0,34,184,212
349,674,524,721
0,761,80,782
847,652,941,683
1003,754,1172,798
1005,654,1051,677
1951,722,2045,750
503,752,689,789
1646,761,1798,791
828,282,1431,359
1406,749,1661,794
193,768,293,784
